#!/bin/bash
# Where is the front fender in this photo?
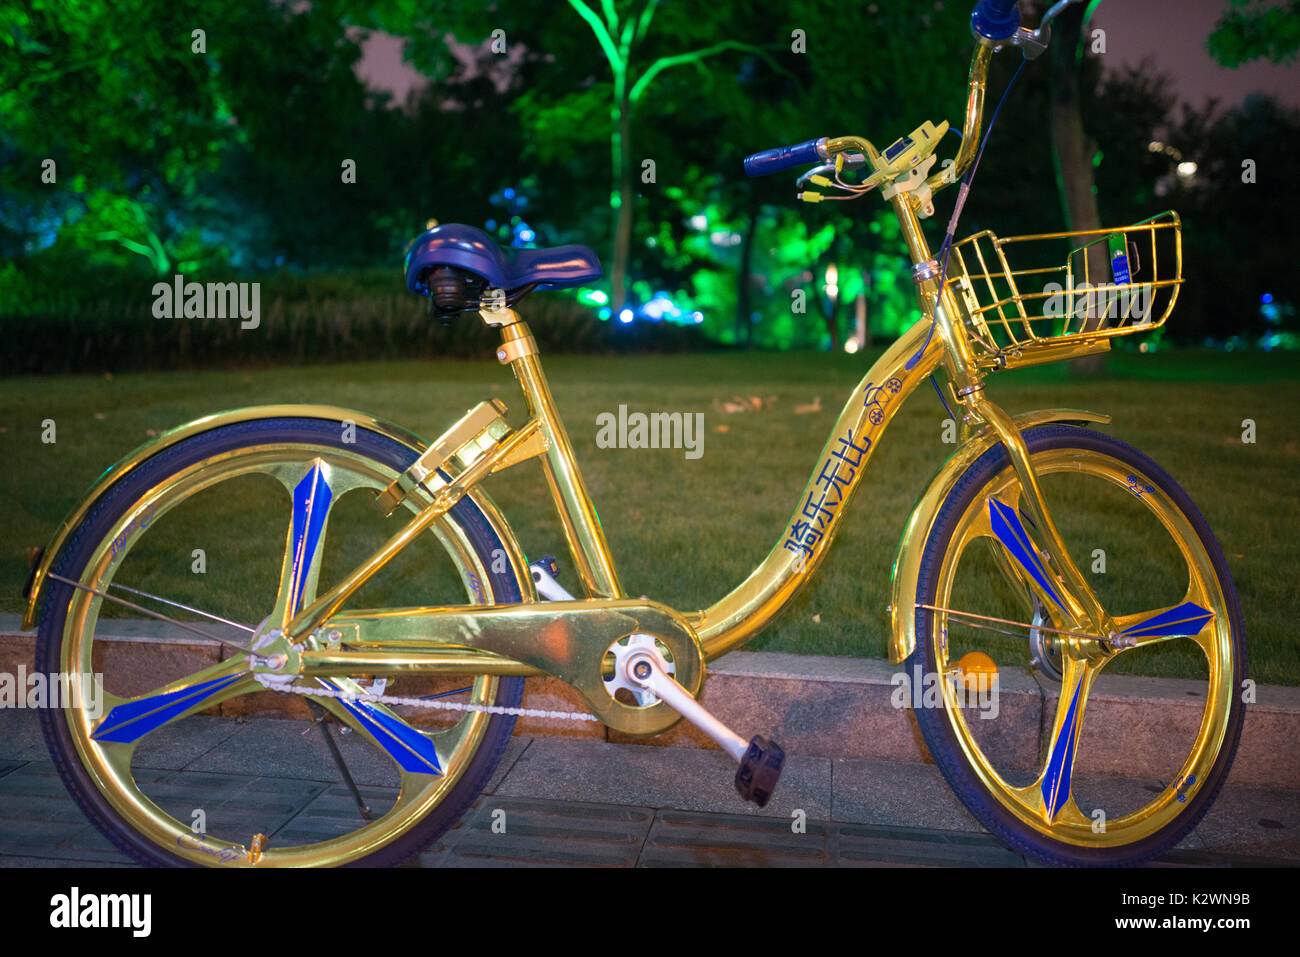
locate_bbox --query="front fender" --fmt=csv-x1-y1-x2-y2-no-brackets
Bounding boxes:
887,408,1111,665
22,404,534,630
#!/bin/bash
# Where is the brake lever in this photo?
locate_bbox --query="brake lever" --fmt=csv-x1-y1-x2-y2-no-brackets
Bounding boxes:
1007,0,1082,60
796,163,836,189
795,153,868,190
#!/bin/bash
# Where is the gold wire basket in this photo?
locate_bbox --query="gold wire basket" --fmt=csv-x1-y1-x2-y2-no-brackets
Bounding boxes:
948,211,1183,368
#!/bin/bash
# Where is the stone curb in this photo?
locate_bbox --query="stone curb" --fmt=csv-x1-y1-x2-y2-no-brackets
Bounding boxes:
3,617,1294,789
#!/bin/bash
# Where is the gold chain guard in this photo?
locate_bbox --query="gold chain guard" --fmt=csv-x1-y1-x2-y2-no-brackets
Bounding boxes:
316,599,706,735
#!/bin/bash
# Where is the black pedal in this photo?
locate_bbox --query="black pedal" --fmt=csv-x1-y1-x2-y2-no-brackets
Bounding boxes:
734,735,784,808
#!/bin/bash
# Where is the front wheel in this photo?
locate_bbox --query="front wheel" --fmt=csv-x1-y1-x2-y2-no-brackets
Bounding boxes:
37,416,527,867
906,425,1246,866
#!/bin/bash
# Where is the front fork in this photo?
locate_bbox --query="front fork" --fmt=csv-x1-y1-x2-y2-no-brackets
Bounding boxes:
907,234,1113,649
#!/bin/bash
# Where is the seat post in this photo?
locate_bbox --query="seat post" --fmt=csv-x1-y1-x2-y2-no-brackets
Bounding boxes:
479,304,624,601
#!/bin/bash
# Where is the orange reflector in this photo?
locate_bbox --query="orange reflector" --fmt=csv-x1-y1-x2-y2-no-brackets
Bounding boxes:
955,651,998,689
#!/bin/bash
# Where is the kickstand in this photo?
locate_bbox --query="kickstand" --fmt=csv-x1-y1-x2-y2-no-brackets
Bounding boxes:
307,700,372,821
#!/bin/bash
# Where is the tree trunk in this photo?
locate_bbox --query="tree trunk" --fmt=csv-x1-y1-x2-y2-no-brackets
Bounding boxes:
1050,3,1108,374
737,188,758,347
610,86,633,313
859,269,872,351
819,252,839,352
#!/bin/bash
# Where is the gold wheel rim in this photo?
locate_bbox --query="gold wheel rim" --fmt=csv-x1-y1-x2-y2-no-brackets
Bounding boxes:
931,448,1234,848
59,441,507,866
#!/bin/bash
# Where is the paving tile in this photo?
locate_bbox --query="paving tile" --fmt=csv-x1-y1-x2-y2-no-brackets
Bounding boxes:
271,784,400,847
437,797,653,867
1152,847,1294,867
0,700,245,769
0,761,133,863
399,810,477,868
0,708,46,761
0,854,125,868
1068,770,1182,821
135,768,325,840
182,716,402,788
131,714,247,771
1183,782,1300,860
640,808,829,867
831,822,1027,867
483,736,532,795
1,717,1295,868
0,759,107,824
831,758,983,831
494,737,832,819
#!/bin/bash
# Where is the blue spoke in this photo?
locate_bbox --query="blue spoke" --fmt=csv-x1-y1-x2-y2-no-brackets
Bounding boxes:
275,462,442,775
988,498,1067,612
321,680,443,776
1121,602,1213,639
285,462,333,619
92,673,245,743
1040,680,1085,822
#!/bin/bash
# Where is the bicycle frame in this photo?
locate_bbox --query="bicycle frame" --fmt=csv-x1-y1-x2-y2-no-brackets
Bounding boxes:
24,40,1116,737
25,2,1245,869
272,42,1112,663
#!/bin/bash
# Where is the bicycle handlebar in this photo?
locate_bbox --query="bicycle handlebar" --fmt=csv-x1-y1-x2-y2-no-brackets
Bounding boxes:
743,137,828,178
971,0,1021,40
744,1,1019,182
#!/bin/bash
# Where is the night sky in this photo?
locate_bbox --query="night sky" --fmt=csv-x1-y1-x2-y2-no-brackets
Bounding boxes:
355,1,1299,111
1096,0,1298,108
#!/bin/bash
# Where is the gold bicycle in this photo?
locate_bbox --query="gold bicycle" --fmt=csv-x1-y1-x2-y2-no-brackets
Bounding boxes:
26,0,1244,866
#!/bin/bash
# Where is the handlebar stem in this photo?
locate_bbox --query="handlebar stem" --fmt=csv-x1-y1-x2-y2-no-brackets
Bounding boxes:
897,213,984,396
921,43,992,201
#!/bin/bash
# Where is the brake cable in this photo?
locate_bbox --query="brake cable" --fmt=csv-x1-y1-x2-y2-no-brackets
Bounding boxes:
907,57,1029,385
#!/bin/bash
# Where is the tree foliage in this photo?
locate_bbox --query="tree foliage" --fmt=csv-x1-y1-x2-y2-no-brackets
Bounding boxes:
1208,0,1300,67
2,0,1294,351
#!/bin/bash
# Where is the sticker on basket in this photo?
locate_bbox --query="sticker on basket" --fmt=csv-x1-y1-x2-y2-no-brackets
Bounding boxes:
1108,234,1132,286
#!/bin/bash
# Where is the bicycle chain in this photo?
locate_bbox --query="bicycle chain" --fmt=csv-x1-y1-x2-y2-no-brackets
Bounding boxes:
253,674,600,722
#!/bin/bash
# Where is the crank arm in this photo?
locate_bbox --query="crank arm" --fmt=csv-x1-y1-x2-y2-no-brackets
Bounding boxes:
627,651,746,761
615,637,784,808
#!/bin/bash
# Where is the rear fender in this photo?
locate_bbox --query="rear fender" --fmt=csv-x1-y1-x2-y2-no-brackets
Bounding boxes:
22,404,534,630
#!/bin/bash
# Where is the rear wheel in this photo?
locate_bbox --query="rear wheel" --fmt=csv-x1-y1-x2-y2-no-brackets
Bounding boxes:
37,416,526,867
907,425,1246,866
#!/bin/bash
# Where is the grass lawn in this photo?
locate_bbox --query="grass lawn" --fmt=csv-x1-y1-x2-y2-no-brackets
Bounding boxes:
2,347,1297,684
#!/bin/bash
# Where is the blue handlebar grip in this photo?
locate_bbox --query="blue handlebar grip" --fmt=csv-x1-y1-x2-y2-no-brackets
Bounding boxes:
971,0,1021,39
743,137,826,177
